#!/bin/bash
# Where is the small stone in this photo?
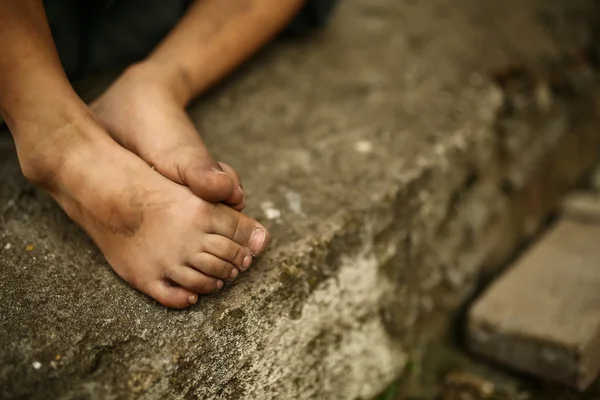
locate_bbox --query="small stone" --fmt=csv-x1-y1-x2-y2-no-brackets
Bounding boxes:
264,208,281,220
3,243,11,250
54,354,61,361
260,201,281,220
25,244,34,252
353,140,373,153
32,361,41,370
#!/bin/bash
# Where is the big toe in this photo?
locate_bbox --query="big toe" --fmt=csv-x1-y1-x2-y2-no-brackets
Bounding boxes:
209,203,270,257
173,149,235,203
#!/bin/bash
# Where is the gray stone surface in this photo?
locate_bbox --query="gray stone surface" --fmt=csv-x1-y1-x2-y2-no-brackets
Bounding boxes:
1,0,600,399
467,219,600,390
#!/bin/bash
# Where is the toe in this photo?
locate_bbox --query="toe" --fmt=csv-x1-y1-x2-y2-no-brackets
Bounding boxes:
188,252,239,280
209,203,271,256
167,265,224,294
176,149,235,203
147,280,199,309
201,234,252,271
218,162,245,211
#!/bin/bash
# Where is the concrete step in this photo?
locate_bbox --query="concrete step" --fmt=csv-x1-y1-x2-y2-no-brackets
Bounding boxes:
467,219,600,390
1,0,600,399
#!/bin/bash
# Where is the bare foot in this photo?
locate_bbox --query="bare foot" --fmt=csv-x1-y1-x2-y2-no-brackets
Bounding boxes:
91,63,246,210
19,114,269,308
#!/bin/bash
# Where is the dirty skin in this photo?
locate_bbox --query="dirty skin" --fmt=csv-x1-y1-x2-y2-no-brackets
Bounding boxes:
0,0,307,307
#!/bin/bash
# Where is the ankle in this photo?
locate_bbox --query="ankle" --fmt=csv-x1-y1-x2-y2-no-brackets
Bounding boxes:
15,111,108,190
121,61,192,106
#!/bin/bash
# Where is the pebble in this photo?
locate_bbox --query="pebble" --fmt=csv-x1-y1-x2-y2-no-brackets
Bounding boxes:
353,140,373,153
261,201,281,220
32,361,41,370
3,243,11,250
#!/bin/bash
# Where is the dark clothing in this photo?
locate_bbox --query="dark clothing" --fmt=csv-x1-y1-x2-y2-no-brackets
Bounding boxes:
43,0,339,78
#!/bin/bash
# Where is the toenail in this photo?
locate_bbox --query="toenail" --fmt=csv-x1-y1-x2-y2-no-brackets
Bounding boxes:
238,185,244,196
249,229,267,255
230,268,239,279
216,280,224,290
188,295,198,305
242,255,252,270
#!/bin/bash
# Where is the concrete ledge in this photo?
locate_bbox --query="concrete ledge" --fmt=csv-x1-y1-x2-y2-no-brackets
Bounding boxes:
1,0,599,398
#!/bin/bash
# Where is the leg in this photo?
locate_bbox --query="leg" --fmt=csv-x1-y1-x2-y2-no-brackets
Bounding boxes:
0,0,269,309
91,0,305,208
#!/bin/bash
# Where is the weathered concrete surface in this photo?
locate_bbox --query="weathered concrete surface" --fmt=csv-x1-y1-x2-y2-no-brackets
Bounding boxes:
1,0,600,399
467,219,600,390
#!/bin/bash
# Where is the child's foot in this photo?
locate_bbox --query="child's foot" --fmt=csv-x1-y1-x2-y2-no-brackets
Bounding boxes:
91,64,245,211
19,114,268,308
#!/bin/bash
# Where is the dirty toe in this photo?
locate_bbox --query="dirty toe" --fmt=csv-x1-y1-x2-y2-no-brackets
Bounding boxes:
209,203,270,256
